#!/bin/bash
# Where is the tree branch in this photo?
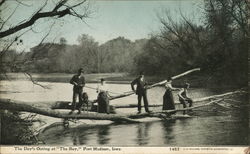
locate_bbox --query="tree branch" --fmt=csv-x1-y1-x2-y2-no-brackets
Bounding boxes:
0,0,88,38
24,72,50,89
0,0,5,6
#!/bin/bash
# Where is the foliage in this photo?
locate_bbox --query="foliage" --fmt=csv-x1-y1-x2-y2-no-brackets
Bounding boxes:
134,0,248,86
0,111,37,145
2,36,147,74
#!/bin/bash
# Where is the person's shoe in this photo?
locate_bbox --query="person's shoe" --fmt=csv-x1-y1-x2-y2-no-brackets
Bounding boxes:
146,110,152,113
137,111,141,114
68,111,73,115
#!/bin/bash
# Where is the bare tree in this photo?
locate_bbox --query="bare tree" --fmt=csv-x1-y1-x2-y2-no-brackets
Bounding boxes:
0,0,90,38
0,0,92,87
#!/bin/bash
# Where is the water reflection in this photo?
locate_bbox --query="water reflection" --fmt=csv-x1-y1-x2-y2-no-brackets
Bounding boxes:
162,120,176,144
71,129,80,145
97,126,110,144
136,122,152,145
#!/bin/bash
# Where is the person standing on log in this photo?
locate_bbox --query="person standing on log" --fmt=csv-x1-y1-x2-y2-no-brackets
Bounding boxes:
131,71,152,114
178,83,193,115
162,77,180,111
96,78,110,114
69,68,85,114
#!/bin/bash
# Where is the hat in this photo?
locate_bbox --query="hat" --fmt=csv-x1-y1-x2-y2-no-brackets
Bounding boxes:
78,68,84,74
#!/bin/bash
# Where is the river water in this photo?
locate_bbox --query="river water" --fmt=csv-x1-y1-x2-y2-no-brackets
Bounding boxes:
0,80,248,146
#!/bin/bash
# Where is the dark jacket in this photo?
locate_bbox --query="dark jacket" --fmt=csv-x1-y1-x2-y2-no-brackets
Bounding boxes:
131,77,147,95
70,75,85,91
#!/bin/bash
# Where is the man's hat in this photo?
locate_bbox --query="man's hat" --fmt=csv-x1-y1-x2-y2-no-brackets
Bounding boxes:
78,68,84,74
139,71,144,76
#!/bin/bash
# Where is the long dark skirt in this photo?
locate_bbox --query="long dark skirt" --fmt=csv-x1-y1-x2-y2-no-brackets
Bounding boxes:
162,89,175,110
97,92,110,114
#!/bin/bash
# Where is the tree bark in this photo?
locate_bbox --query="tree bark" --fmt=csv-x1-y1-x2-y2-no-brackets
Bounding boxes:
0,99,140,123
0,97,227,122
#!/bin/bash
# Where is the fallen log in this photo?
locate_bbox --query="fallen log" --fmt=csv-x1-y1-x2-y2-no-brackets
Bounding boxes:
0,97,229,123
113,90,246,109
194,90,246,102
160,99,223,114
51,90,245,111
147,68,201,89
85,68,201,104
0,99,140,123
51,101,116,113
120,99,223,119
115,104,162,108
0,89,243,123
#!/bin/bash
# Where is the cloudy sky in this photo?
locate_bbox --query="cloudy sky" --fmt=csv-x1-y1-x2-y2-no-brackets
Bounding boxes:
2,0,204,52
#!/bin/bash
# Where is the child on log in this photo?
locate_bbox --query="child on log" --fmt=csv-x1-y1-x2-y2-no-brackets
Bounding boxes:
178,83,193,115
96,78,110,114
162,77,180,112
131,71,152,114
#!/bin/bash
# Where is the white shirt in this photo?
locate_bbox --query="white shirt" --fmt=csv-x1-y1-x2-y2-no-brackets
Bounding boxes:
97,83,108,93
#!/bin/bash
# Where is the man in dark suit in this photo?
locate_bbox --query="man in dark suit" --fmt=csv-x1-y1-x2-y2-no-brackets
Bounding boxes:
69,68,85,114
131,71,151,114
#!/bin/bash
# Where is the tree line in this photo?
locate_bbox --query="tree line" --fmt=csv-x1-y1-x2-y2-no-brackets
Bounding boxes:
1,35,147,74
1,0,248,86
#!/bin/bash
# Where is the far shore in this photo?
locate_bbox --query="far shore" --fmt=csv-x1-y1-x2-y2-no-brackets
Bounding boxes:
0,72,245,89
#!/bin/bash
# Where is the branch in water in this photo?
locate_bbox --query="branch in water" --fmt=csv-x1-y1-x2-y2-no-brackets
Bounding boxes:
24,72,50,89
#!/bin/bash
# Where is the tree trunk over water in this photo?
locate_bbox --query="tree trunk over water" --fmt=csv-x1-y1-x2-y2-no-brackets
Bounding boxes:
0,99,139,123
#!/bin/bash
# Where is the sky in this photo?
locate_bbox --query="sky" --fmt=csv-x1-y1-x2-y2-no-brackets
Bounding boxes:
2,0,204,52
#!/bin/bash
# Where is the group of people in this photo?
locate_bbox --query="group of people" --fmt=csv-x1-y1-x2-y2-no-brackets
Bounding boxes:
69,68,111,114
69,68,193,115
131,72,193,115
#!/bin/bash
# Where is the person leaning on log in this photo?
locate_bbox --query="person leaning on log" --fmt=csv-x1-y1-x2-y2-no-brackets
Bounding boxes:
69,68,86,114
131,71,152,114
96,78,110,114
162,77,180,112
178,83,193,115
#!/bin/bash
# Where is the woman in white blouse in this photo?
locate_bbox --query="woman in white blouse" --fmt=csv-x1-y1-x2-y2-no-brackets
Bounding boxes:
162,77,180,111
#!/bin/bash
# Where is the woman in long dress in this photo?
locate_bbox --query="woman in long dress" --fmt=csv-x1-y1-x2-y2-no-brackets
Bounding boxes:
96,78,110,114
162,77,180,111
